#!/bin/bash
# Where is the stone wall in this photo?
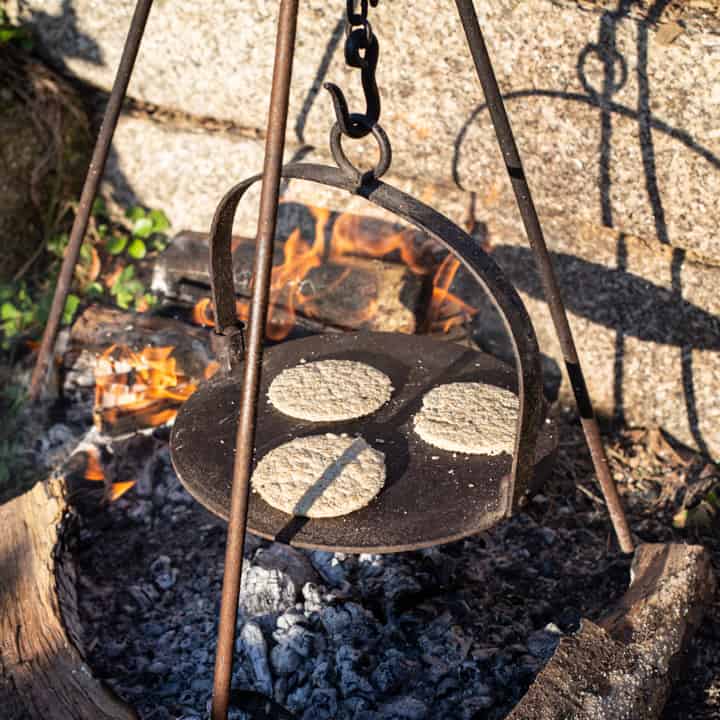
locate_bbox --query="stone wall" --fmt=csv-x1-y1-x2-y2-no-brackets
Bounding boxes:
10,0,720,457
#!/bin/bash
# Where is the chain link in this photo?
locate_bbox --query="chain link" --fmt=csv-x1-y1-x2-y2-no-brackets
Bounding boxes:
325,0,390,184
324,0,381,140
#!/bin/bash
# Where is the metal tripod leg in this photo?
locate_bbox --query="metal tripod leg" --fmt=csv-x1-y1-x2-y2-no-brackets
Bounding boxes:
453,0,634,553
210,2,300,718
29,0,155,401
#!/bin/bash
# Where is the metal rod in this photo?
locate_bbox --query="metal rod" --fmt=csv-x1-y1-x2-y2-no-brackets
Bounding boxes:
28,0,154,401
454,0,634,554
210,2,300,718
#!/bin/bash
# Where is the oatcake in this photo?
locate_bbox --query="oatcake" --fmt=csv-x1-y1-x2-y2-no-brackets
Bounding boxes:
268,359,392,422
413,382,518,455
251,433,385,518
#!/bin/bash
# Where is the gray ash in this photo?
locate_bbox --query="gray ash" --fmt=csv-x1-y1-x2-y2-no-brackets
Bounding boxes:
74,434,633,720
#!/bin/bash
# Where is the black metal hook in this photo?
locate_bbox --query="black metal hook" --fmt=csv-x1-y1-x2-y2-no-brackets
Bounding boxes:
324,26,381,139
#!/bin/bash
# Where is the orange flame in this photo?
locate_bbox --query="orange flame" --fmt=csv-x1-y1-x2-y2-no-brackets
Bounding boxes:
83,447,105,481
81,447,136,503
189,205,479,339
94,344,199,433
426,255,478,333
108,481,136,501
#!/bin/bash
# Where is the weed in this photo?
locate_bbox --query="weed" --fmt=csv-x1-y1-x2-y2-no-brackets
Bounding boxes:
0,200,171,351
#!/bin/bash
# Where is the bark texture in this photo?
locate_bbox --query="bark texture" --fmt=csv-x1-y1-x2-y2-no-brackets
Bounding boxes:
0,477,137,719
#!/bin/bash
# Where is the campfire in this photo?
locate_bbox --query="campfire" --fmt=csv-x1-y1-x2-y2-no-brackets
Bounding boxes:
187,204,478,341
92,344,220,432
60,207,481,512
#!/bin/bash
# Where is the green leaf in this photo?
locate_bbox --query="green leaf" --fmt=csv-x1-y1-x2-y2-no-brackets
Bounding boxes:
125,279,144,296
127,237,147,259
106,235,128,255
62,294,80,325
92,197,107,217
120,265,136,282
86,281,104,297
48,233,69,258
80,243,92,263
132,217,154,239
150,235,167,252
1,320,19,338
148,209,170,233
1,302,20,320
116,290,133,309
126,206,146,222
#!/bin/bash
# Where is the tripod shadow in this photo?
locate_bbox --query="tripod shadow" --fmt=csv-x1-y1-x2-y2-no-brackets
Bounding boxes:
454,0,719,456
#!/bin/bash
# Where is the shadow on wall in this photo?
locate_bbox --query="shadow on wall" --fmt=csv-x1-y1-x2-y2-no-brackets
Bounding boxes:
454,0,720,457
20,0,104,68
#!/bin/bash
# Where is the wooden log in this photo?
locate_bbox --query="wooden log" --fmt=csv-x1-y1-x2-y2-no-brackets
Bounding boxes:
0,477,137,719
64,306,216,437
152,230,430,334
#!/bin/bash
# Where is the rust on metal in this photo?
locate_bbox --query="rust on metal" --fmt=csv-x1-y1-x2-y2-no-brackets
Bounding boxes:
28,0,155,401
210,1,300,718
454,0,634,554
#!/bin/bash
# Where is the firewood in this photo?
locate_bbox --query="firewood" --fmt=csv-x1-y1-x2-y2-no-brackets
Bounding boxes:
152,230,429,334
0,477,137,719
64,306,215,437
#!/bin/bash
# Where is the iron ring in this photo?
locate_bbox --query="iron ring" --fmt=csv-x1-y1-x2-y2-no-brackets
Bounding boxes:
329,121,392,185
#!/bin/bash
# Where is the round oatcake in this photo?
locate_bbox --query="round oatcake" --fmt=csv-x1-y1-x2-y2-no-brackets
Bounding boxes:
251,433,386,518
413,382,518,455
267,359,393,422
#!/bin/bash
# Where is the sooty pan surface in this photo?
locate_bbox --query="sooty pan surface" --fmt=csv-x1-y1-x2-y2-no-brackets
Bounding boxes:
171,332,557,553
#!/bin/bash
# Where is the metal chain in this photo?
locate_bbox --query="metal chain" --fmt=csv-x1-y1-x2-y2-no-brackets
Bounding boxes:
324,0,381,140
345,0,378,42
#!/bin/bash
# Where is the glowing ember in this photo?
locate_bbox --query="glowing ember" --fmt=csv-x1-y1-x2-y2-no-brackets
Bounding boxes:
83,447,105,482
107,481,136,502
190,204,478,339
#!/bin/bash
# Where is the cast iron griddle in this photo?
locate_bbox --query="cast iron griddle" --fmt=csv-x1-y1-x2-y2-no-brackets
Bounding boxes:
171,332,557,553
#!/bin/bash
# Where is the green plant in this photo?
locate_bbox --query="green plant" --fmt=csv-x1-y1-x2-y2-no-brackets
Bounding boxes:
0,10,33,50
0,282,79,349
109,265,157,311
97,202,168,310
0,200,171,352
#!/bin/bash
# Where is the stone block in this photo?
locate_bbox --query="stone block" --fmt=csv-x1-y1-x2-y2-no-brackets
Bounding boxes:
508,543,715,720
10,0,720,261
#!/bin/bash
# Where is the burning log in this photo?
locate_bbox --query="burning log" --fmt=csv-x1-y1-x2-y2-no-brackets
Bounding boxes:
64,306,217,437
154,230,429,338
151,204,465,340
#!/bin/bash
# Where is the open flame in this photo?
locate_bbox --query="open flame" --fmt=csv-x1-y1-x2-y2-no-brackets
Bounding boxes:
191,205,477,340
425,255,479,333
94,344,206,432
81,446,136,502
89,345,220,500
